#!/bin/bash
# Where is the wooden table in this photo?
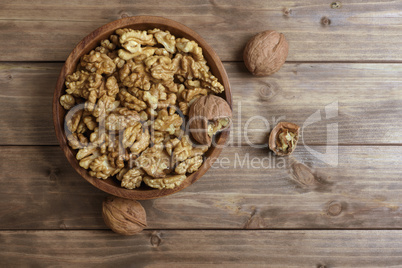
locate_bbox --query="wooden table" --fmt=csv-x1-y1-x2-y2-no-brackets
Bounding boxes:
1,1,402,267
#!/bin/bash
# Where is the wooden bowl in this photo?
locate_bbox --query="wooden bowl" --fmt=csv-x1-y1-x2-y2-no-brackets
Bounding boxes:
53,16,232,200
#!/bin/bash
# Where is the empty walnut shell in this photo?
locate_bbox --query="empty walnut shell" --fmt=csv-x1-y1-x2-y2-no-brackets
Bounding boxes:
268,122,300,156
102,196,147,235
189,95,232,146
243,30,289,76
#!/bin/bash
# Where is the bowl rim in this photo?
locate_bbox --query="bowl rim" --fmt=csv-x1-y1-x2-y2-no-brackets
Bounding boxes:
53,16,232,200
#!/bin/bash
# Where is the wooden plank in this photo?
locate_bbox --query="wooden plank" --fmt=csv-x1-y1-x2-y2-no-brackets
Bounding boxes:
1,62,401,145
0,63,60,145
227,62,402,146
1,0,402,61
1,230,402,267
1,145,402,230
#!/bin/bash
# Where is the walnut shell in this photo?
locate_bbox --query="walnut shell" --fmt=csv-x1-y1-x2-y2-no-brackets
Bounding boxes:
268,122,300,156
102,196,147,235
189,95,232,146
243,30,289,76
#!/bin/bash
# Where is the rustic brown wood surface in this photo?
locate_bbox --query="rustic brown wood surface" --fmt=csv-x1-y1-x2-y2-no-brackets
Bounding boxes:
1,0,402,62
1,145,401,230
1,230,402,267
1,0,402,267
2,62,401,146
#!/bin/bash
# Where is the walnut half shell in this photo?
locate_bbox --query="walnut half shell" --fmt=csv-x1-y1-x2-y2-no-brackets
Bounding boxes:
189,95,232,146
268,122,300,156
102,196,147,235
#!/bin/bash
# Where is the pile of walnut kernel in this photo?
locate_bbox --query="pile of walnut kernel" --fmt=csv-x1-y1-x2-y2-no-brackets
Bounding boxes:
59,28,225,190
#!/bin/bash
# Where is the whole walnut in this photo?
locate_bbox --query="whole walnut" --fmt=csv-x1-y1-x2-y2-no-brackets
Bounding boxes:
189,95,232,146
102,196,147,235
243,30,288,76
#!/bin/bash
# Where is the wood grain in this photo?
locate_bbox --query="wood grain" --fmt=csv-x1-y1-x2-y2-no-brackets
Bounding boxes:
1,230,402,267
0,63,59,145
1,145,401,230
1,0,402,61
1,62,401,146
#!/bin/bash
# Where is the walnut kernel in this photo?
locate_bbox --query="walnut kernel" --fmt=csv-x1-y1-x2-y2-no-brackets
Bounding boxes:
268,122,300,156
60,27,228,190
